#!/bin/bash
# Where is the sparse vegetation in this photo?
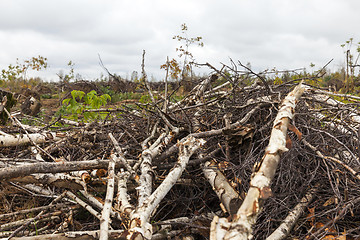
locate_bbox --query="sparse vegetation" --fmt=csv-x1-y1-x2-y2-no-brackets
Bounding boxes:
0,56,48,91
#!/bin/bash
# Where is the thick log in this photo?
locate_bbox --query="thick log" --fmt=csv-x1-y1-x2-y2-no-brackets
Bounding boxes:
0,132,60,147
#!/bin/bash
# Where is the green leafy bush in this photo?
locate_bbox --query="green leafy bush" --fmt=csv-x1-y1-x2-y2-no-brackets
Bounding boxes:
59,90,111,122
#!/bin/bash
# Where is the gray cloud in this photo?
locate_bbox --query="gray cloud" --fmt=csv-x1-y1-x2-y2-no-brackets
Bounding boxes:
0,0,359,81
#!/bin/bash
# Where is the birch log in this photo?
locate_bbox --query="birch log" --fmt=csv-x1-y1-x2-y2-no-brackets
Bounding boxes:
116,171,134,215
138,128,180,207
202,161,241,215
99,154,116,240
210,82,305,239
0,132,60,147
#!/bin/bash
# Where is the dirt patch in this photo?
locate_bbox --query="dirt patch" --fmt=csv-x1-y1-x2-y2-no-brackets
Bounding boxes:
41,98,61,119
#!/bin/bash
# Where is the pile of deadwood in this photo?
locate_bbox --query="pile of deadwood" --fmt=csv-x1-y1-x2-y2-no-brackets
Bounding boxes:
1,69,360,240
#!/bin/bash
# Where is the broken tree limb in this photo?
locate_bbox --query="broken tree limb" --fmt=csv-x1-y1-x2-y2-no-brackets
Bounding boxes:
0,159,120,180
3,108,58,162
99,154,116,240
0,131,60,147
80,190,123,221
202,160,242,215
127,137,205,240
11,172,101,191
116,170,134,215
65,191,103,221
302,138,360,181
211,81,305,239
137,127,180,207
266,185,318,240
17,183,58,198
109,133,135,175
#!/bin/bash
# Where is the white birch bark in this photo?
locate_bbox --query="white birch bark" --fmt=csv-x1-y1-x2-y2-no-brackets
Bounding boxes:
266,186,318,240
65,191,102,221
138,127,180,207
22,183,56,197
202,161,241,215
99,155,116,240
211,82,305,240
0,132,60,147
12,173,83,189
193,75,212,102
116,171,134,215
128,137,205,240
109,133,134,175
141,137,205,220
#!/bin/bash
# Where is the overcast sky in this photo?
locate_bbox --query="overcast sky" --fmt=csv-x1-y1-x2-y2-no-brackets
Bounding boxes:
0,0,359,81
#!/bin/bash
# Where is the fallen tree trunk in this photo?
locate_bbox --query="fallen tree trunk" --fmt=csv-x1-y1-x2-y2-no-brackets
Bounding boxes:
0,131,60,147
210,82,305,239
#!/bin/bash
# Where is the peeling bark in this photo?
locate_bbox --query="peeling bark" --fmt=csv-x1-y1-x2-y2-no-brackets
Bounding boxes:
210,82,305,239
202,160,241,215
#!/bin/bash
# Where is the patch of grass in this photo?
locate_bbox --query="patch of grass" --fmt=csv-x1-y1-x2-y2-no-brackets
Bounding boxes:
98,85,144,103
41,94,52,99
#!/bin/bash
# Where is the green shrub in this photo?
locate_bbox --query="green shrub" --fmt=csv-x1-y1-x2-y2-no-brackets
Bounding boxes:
58,90,111,122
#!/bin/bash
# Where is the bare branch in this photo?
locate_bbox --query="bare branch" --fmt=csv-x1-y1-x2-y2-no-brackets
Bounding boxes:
266,186,318,240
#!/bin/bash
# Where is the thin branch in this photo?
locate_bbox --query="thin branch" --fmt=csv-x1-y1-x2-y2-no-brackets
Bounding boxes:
8,191,67,238
266,186,319,240
109,133,134,174
238,60,271,94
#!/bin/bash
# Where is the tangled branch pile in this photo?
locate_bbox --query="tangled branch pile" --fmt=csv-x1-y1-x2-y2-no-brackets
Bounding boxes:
1,64,360,239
